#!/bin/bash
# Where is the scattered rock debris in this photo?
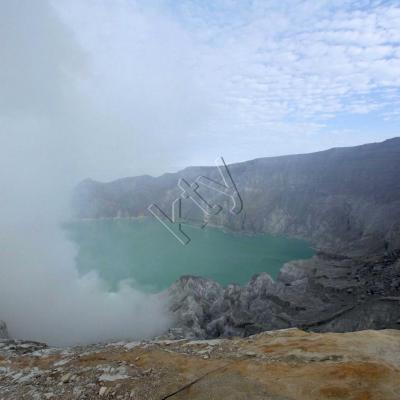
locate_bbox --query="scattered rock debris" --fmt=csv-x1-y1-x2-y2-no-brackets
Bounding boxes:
1,328,400,399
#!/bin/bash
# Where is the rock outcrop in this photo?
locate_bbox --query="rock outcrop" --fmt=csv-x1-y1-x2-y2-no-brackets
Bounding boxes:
1,328,399,399
0,321,8,339
166,250,400,339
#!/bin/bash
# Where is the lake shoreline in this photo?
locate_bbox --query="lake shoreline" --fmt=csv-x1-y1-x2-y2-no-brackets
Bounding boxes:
64,218,315,293
69,215,317,250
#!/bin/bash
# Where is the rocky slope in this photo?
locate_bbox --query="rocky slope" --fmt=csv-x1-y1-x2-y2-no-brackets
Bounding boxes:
72,138,400,337
165,250,400,339
73,137,400,255
1,328,399,399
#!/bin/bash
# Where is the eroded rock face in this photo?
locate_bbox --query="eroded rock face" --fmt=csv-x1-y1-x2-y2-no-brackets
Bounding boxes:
166,250,400,339
0,321,9,339
1,328,399,399
72,138,400,254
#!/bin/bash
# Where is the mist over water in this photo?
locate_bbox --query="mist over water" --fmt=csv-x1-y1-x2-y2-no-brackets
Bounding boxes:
66,219,314,293
0,131,171,347
0,223,169,346
0,1,171,346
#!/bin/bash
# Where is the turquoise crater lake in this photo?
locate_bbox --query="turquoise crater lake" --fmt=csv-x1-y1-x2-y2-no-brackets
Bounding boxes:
65,219,314,293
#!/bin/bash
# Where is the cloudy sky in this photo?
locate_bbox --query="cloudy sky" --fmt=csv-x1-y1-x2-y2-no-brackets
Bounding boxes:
2,0,400,180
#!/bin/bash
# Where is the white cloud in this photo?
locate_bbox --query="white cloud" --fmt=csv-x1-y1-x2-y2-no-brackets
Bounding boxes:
46,1,398,167
0,0,171,346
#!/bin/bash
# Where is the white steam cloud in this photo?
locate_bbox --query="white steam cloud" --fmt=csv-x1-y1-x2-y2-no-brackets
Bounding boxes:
0,1,171,346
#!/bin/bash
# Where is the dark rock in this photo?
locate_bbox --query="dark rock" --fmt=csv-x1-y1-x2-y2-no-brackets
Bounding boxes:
167,251,400,338
0,321,9,339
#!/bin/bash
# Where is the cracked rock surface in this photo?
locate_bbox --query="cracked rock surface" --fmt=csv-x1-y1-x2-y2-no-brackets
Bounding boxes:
166,250,400,339
1,328,399,399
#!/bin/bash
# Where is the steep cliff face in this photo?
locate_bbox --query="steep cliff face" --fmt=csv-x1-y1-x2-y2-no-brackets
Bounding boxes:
1,328,400,399
73,138,400,255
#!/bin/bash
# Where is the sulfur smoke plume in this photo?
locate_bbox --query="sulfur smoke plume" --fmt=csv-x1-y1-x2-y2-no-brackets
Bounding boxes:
0,1,172,346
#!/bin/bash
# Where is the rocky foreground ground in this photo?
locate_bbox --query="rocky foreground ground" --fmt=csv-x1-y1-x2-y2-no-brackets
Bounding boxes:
166,250,400,339
1,328,399,400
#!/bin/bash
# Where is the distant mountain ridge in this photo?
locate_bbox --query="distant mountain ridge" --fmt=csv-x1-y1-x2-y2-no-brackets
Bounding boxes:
73,137,400,255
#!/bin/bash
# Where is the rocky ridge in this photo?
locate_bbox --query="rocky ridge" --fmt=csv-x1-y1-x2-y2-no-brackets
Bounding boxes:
165,250,400,339
72,138,400,338
73,138,400,255
1,328,399,399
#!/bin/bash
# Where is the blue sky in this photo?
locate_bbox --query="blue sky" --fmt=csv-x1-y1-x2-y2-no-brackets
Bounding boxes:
2,0,400,179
